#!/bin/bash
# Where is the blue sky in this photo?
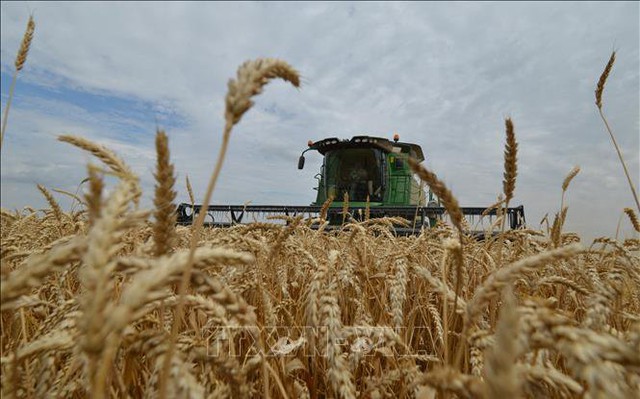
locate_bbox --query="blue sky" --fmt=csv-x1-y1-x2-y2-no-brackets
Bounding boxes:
1,1,638,240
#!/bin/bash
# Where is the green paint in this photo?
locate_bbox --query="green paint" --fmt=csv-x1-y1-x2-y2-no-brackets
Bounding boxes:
310,138,428,208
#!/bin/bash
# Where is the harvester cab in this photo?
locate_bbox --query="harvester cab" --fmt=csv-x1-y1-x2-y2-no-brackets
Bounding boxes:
298,135,431,207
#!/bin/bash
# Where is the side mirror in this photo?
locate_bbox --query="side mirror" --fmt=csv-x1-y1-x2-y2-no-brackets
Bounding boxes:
298,155,305,170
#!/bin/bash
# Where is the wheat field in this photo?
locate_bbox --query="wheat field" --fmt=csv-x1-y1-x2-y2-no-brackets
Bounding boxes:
1,176,639,398
1,18,640,399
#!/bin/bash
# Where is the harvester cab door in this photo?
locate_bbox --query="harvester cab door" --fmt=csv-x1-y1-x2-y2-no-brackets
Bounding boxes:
325,148,383,202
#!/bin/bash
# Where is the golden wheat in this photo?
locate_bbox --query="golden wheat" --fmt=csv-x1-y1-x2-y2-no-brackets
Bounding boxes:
185,175,195,209
502,118,518,206
85,164,104,227
36,184,64,224
595,51,615,110
623,208,640,233
152,129,178,257
594,51,640,213
2,194,638,398
14,16,35,71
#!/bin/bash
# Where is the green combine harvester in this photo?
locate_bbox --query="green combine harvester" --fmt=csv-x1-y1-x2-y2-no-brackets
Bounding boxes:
176,135,526,235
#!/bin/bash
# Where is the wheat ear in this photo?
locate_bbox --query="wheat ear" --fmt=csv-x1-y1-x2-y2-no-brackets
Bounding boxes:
37,184,63,224
0,237,85,309
85,164,104,227
466,244,582,326
185,175,195,209
409,158,463,232
550,207,568,247
560,166,580,211
595,51,640,213
163,58,300,399
1,15,35,152
58,135,133,179
319,194,334,221
14,16,35,72
502,118,518,207
496,115,519,264
623,208,640,233
103,248,255,345
321,276,356,399
389,258,408,332
595,51,615,110
152,129,177,257
342,190,349,224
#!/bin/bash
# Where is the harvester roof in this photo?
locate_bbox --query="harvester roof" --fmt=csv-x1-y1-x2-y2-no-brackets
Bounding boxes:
308,135,425,162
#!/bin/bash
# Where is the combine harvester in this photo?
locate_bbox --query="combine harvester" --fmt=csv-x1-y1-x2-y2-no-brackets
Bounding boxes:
176,134,526,235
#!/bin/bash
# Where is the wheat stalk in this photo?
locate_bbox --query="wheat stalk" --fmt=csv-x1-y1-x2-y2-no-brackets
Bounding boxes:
52,188,86,208
484,286,523,398
37,184,64,224
1,15,35,152
594,51,640,213
163,58,300,399
408,156,465,351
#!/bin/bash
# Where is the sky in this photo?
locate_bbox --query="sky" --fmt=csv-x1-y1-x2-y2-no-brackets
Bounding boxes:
1,1,638,241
